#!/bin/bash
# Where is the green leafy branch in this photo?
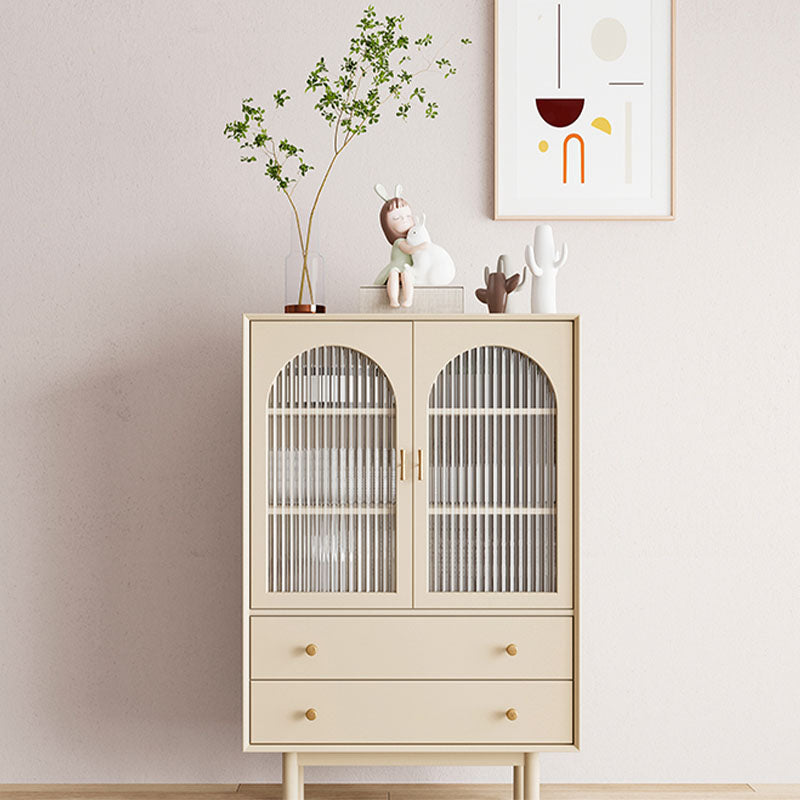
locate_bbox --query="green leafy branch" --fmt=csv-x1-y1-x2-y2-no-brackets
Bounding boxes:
223,5,471,305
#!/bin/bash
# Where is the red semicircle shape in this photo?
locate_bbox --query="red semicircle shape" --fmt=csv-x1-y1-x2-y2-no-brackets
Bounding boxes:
535,98,585,128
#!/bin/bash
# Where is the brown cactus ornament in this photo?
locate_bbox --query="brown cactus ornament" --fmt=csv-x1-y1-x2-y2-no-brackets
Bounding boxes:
475,255,520,313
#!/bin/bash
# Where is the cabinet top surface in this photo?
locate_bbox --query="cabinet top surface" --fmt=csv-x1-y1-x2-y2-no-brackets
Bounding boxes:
244,313,579,322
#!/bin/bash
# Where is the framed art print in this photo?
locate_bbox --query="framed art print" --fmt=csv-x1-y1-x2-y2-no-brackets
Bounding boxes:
494,0,674,219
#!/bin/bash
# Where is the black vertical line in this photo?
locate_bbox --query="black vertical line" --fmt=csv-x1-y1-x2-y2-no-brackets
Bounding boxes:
557,4,561,89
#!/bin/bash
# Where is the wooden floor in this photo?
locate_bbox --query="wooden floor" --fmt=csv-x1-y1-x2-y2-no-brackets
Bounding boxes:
1,785,798,800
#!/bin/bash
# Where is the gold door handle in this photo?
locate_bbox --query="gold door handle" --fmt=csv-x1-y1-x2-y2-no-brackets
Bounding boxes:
506,643,518,656
506,708,518,721
305,643,318,656
305,708,317,721
417,449,423,481
399,449,405,481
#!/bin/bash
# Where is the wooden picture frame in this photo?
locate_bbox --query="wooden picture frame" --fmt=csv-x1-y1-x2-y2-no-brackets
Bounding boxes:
494,0,675,220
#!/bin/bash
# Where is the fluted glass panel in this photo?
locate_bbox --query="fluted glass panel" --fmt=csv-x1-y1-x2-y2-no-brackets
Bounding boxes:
267,346,396,592
428,346,556,592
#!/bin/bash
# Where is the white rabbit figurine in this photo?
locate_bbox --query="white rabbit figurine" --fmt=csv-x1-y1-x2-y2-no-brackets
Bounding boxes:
524,224,568,314
405,213,456,285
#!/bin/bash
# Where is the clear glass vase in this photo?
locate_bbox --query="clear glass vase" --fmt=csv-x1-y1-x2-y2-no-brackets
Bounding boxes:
284,219,325,313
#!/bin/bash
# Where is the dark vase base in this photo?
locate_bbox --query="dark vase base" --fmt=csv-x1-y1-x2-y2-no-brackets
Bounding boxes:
284,304,327,314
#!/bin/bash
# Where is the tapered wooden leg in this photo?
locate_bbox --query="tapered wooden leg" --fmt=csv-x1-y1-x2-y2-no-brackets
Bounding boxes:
298,766,304,800
523,752,540,800
283,752,299,800
513,765,524,800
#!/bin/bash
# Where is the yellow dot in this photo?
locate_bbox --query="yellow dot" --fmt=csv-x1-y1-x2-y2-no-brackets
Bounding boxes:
538,140,549,152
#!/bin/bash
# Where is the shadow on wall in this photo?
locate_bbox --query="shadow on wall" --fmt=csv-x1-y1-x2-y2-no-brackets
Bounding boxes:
23,331,244,766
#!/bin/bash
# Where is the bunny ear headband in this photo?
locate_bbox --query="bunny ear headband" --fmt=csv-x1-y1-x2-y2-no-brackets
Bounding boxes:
374,183,404,202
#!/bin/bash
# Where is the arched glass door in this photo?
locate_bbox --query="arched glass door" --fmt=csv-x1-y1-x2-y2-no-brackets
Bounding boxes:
412,321,574,608
249,320,413,609
427,346,556,593
266,346,397,593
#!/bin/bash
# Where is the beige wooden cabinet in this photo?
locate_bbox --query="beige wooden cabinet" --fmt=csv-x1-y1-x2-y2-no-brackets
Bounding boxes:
243,314,579,800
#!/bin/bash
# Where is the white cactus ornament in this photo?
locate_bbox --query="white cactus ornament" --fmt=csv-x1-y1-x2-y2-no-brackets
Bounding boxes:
524,224,568,314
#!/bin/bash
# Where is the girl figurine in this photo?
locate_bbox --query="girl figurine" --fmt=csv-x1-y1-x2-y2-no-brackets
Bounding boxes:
373,183,427,307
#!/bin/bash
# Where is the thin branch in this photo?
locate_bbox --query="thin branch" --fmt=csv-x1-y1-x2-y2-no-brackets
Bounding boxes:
332,107,344,152
416,34,454,72
341,58,440,146
304,134,355,260
333,62,363,151
274,146,314,303
283,186,315,304
282,185,306,255
338,70,364,151
264,141,314,303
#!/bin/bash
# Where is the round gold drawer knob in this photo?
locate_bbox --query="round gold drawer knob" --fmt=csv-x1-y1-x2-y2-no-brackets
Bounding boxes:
305,643,318,656
506,708,518,721
506,643,518,656
305,708,317,721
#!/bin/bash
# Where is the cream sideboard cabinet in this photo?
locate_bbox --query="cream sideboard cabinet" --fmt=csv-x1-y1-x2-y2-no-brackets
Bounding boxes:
243,314,579,800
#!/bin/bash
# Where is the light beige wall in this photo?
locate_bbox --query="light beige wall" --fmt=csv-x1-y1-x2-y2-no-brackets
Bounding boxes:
1,0,799,784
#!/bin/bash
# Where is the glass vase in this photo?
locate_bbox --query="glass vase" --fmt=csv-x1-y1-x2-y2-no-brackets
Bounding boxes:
284,219,326,313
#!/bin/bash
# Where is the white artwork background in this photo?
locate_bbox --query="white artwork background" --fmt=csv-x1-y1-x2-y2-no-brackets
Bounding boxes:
496,0,672,217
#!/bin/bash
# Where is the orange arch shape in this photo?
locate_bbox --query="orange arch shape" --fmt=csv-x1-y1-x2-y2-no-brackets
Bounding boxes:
562,133,585,184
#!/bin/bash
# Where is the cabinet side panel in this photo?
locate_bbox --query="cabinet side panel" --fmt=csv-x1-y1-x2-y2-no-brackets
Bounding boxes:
243,315,251,750
572,316,580,749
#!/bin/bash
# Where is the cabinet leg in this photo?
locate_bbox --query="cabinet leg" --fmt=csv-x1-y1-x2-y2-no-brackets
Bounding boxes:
282,752,299,800
513,765,523,800
523,752,540,800
298,766,304,800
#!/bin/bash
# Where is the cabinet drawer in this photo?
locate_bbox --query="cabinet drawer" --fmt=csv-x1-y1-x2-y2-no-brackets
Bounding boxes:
250,680,572,744
250,616,572,680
